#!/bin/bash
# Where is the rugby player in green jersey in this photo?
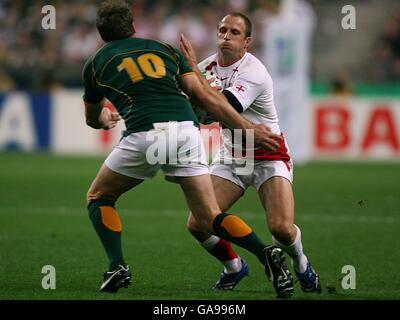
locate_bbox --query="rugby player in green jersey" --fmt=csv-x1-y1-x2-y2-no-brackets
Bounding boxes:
82,0,292,296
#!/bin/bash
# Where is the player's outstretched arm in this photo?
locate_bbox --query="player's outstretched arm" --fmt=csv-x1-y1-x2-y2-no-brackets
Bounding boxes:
84,100,121,130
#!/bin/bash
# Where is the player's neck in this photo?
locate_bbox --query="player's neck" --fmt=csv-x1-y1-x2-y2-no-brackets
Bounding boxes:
218,52,246,67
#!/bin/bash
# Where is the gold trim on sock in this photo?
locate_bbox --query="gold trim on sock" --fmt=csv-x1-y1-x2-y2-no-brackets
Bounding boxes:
99,206,122,232
221,215,252,237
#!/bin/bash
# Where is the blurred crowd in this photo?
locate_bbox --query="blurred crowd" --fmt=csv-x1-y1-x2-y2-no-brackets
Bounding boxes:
373,13,400,82
0,0,265,90
0,0,399,91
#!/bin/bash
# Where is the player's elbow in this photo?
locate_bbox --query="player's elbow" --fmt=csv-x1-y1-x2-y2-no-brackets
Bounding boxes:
189,86,205,101
86,117,101,129
86,117,95,128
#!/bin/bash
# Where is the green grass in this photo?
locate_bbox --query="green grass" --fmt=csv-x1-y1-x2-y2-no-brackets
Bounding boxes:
0,153,399,300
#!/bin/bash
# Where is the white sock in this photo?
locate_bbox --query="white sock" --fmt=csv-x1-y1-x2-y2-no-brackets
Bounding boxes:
200,235,220,251
272,225,308,273
200,235,241,274
223,258,242,274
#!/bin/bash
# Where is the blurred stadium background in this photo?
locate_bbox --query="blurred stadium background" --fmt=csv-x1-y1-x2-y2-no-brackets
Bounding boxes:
0,0,399,300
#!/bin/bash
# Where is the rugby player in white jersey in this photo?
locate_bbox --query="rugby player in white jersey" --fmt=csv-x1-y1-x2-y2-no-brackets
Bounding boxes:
180,13,320,294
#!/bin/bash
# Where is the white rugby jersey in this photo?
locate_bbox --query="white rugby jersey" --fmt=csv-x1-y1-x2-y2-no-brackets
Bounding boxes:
198,52,290,163
199,52,280,133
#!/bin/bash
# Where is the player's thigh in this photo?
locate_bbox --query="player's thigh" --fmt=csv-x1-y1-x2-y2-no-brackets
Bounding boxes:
187,175,243,233
258,176,294,228
87,163,143,203
209,162,246,211
162,122,209,180
106,132,160,180
179,174,221,233
211,175,244,212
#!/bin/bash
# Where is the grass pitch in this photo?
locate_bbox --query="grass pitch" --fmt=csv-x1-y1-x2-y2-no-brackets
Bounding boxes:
0,153,399,300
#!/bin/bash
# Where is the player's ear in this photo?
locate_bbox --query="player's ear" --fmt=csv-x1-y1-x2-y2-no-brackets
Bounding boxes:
244,37,251,49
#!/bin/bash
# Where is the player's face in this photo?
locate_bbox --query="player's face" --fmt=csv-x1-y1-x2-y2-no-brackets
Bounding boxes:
217,16,251,58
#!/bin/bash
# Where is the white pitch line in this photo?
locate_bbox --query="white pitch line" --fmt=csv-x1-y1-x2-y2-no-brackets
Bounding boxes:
299,213,399,224
0,207,399,224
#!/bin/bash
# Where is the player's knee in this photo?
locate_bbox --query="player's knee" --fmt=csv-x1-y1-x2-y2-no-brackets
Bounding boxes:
187,214,201,233
187,213,215,241
189,215,214,234
86,186,116,205
268,219,293,243
86,188,95,204
197,220,214,234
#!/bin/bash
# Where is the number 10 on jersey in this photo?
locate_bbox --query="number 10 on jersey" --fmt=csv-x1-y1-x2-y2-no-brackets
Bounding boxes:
117,53,166,83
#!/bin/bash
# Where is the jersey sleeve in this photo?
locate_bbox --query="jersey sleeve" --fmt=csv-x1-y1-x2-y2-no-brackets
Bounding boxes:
82,58,104,104
225,70,270,112
174,48,194,77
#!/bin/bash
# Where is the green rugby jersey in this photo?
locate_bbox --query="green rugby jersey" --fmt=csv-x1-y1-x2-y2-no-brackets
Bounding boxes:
82,37,199,133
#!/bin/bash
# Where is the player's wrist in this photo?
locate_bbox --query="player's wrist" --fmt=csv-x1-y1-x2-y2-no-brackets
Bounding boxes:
98,109,110,129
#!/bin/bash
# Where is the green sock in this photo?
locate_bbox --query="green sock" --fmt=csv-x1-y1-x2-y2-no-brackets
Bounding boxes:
213,212,266,264
88,200,125,271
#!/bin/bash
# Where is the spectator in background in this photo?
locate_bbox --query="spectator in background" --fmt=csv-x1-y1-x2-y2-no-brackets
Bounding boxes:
329,68,354,97
383,15,400,60
134,4,168,39
63,21,101,64
373,14,400,81
0,40,15,90
257,0,316,165
0,67,15,91
6,30,37,90
159,4,209,59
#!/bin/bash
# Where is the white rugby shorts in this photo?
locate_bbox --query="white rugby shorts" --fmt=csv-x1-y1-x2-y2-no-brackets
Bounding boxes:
105,121,209,180
210,159,293,191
